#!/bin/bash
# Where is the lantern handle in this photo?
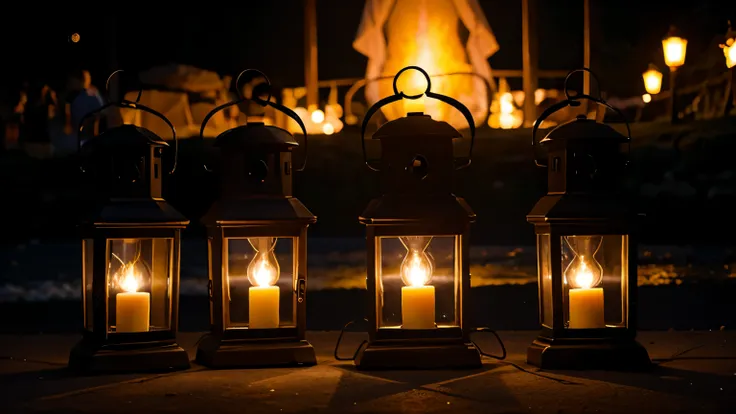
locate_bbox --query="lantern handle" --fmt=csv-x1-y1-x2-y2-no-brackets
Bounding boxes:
199,69,309,172
360,65,476,172
78,70,179,175
531,68,632,168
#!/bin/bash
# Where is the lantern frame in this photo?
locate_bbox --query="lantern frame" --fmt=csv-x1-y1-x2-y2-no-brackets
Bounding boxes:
526,68,651,371
353,66,481,370
195,69,317,368
68,73,190,373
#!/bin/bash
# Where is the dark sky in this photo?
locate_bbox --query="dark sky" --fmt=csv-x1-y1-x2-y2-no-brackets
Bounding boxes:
1,0,734,100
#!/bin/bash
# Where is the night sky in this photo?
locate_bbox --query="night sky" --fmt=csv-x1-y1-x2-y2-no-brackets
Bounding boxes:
1,0,734,101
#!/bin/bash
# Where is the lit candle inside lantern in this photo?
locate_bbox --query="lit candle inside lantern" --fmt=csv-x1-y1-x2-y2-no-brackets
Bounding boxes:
568,259,605,329
400,249,435,329
115,265,150,333
247,241,280,329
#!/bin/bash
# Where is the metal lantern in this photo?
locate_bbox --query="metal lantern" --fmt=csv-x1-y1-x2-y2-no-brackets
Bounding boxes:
526,68,651,370
68,71,190,373
195,69,316,368
353,66,479,370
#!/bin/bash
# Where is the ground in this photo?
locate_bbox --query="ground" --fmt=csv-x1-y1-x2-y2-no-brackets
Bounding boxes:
1,331,734,413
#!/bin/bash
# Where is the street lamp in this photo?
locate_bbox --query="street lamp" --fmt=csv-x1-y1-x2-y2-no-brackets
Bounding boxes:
348,66,481,370
526,68,651,370
642,64,663,95
195,70,317,368
68,72,190,373
662,26,687,124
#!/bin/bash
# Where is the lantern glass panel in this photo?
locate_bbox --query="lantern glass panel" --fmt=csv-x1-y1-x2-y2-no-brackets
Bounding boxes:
536,234,553,328
106,238,173,333
82,239,94,331
377,235,458,329
224,237,296,329
561,234,628,329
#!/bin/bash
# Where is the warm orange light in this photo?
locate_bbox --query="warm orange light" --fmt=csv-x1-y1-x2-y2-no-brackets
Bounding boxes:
310,109,325,124
70,33,80,43
322,122,335,135
642,93,652,103
662,36,687,68
722,38,736,69
119,265,140,293
642,66,663,94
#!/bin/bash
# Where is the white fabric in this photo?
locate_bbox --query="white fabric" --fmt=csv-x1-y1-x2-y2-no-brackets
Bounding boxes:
353,0,499,127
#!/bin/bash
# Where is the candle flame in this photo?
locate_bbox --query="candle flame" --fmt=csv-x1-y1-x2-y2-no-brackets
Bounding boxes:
252,257,277,287
406,252,431,287
119,264,140,293
572,260,595,290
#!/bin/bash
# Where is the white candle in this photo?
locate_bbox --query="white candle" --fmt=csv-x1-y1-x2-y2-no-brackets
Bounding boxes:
115,264,150,333
401,285,435,329
249,286,280,329
116,291,151,332
569,287,605,329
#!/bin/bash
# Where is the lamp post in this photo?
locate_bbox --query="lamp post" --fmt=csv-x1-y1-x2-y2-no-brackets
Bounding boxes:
68,71,190,373
662,26,687,124
195,70,317,368
642,64,663,95
349,66,480,370
720,21,736,112
526,68,651,371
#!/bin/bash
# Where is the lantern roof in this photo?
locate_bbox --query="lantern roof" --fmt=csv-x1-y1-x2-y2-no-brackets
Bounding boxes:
214,122,299,151
86,199,189,227
527,194,637,223
372,114,462,140
82,124,169,151
540,116,629,146
203,197,316,225
360,194,475,227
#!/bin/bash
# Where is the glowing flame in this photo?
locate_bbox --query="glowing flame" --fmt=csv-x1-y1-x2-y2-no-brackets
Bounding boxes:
404,252,432,287
119,264,140,293
571,260,595,289
722,38,736,69
252,257,278,287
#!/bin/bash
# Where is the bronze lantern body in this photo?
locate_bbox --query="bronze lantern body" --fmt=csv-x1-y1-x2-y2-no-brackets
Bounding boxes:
195,70,317,368
68,74,190,373
526,69,651,370
352,66,480,370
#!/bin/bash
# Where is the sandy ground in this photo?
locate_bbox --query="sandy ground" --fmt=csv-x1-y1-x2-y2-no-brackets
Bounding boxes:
1,330,734,413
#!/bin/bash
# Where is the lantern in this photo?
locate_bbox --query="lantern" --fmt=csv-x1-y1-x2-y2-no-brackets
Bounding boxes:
68,71,190,373
721,22,736,109
641,64,663,95
662,26,687,70
526,69,651,370
195,70,316,368
352,66,480,370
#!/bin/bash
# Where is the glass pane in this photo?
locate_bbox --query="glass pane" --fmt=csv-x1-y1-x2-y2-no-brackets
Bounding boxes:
82,239,94,331
225,237,296,329
560,235,628,329
377,236,458,329
536,234,553,328
106,238,172,333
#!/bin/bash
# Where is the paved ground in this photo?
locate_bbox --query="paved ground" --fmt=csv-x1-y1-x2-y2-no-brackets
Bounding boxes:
1,331,734,413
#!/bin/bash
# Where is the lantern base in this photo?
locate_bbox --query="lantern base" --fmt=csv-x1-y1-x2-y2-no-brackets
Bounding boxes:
195,334,316,368
68,340,190,374
527,336,652,371
354,341,482,370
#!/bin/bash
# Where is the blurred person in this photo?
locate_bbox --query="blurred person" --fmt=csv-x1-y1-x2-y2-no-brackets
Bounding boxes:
64,69,104,141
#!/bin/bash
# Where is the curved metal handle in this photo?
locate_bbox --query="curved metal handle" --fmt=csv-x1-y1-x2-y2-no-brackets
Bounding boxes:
199,69,309,172
78,70,179,174
360,66,476,172
531,67,632,168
